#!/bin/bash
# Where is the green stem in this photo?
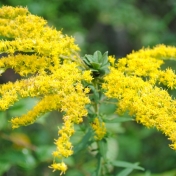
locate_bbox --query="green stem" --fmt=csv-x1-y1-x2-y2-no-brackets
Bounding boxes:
96,154,102,176
93,79,104,176
93,79,100,115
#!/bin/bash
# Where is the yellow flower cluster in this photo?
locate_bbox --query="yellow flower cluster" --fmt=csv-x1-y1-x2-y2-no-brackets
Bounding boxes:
91,117,106,140
49,162,67,174
0,6,93,175
117,45,176,88
0,6,79,58
103,45,176,149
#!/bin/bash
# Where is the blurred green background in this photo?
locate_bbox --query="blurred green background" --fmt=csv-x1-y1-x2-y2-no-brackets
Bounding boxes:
0,0,176,175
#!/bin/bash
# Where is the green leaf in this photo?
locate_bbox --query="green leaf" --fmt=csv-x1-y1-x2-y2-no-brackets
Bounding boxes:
73,128,93,153
101,51,109,65
100,63,110,70
35,145,55,162
104,117,133,123
88,85,100,103
0,149,37,170
90,68,99,72
91,62,101,69
98,139,107,159
112,160,144,171
9,98,38,117
93,51,102,63
116,165,138,176
84,54,94,62
0,112,8,130
99,67,109,75
0,150,26,164
18,150,37,170
83,57,92,66
66,169,85,176
0,162,11,175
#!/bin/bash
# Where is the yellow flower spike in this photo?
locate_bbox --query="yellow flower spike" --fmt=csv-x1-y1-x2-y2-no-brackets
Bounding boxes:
60,88,90,124
10,94,62,128
91,117,106,140
53,120,74,159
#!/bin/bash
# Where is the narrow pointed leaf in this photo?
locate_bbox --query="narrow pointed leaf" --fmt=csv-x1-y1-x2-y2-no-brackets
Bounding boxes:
116,167,134,176
83,57,92,66
104,117,133,123
112,160,144,171
85,55,94,62
101,51,109,65
73,128,93,153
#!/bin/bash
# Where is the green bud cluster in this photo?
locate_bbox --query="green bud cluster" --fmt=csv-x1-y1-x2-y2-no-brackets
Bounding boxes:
83,51,109,77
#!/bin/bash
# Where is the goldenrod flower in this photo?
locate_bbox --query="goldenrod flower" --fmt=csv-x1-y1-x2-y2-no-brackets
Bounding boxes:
116,45,176,88
103,45,176,149
0,6,92,174
108,55,116,66
50,162,67,175
91,117,106,140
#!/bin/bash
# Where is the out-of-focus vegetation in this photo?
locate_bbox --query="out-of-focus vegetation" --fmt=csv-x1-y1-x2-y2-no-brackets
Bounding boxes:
0,0,176,176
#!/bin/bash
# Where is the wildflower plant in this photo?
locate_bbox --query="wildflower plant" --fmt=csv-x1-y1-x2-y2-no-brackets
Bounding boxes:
0,6,176,175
